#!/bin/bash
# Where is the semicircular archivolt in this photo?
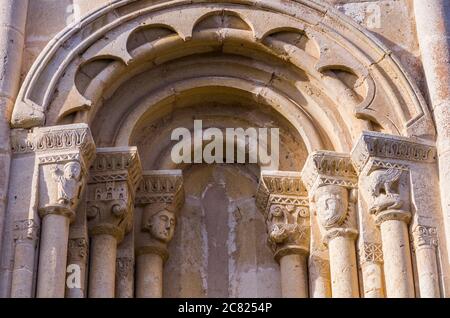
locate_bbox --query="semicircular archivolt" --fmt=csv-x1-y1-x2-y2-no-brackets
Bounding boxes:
11,0,435,143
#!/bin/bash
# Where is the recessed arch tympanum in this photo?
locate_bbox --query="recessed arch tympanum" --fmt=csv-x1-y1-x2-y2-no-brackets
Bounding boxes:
11,0,436,154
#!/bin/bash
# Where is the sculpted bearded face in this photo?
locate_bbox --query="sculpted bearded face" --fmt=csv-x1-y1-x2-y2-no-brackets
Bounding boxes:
315,185,348,229
148,209,176,243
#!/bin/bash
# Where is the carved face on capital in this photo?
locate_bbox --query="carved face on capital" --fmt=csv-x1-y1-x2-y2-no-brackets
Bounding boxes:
148,209,176,243
314,185,348,229
64,162,81,181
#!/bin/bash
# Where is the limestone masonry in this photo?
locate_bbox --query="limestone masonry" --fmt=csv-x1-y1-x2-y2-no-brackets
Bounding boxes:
0,0,449,298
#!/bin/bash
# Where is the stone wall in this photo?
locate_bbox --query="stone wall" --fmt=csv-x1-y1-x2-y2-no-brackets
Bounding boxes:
1,0,448,299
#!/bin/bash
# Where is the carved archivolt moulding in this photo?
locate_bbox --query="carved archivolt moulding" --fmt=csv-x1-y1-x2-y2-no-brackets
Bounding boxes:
87,147,142,242
256,171,310,260
11,0,435,147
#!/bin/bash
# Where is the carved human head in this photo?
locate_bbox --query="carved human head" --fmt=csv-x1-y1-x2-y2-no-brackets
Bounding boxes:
64,161,82,180
314,185,348,229
144,204,176,243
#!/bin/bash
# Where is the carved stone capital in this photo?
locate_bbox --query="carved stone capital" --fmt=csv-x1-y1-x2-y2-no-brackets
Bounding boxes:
350,133,425,226
256,171,310,260
135,170,184,209
311,185,358,244
359,242,383,264
412,225,438,249
301,151,358,194
19,125,97,222
351,131,436,173
12,219,40,244
360,167,410,222
68,238,89,262
136,170,184,256
87,148,142,243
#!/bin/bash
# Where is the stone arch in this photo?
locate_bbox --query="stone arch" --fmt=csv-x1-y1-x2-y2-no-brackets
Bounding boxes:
11,0,435,147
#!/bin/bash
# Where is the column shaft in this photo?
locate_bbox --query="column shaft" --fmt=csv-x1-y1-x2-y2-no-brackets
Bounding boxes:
361,262,384,298
115,257,134,298
136,253,163,298
416,246,440,298
279,254,308,298
308,258,331,298
11,240,36,297
414,0,450,267
36,215,70,298
328,236,359,297
380,220,414,297
89,234,117,298
0,0,30,297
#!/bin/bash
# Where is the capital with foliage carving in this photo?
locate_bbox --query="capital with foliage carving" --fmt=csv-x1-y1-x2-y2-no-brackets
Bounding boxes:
412,225,438,250
86,147,142,243
301,152,358,243
135,170,184,261
256,171,310,261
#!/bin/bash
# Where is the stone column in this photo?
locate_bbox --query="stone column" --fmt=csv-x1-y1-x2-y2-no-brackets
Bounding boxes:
376,210,414,298
256,171,310,298
66,236,88,298
135,171,184,298
32,125,96,298
412,226,441,298
115,232,134,298
414,2,450,269
86,148,142,298
308,254,331,298
352,132,437,298
0,1,29,267
359,242,384,298
10,220,39,298
302,152,360,298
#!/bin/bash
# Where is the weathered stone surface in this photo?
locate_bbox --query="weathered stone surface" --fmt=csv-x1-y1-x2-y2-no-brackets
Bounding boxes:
0,0,449,299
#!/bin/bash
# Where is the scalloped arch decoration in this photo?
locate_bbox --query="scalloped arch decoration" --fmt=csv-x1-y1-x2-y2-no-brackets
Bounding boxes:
11,0,435,140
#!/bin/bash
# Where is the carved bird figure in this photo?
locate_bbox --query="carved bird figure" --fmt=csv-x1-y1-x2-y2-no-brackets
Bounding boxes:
371,168,402,197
